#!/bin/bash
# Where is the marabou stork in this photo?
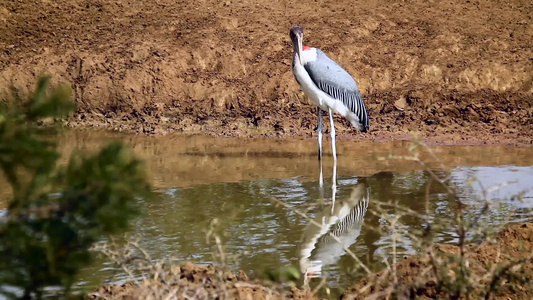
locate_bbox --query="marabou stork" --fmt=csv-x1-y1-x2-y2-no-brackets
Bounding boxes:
290,25,369,161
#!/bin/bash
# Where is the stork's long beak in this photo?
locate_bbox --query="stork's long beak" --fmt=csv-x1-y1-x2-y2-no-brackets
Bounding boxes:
296,34,303,65
290,25,304,65
291,31,303,65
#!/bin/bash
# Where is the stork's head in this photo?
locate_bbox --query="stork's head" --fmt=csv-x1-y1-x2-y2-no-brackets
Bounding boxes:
290,25,304,65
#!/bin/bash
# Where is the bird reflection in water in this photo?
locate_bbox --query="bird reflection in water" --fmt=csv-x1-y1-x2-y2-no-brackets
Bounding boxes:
300,159,370,289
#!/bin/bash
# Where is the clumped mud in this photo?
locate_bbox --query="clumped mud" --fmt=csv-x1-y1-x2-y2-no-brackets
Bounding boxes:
342,223,533,300
88,262,321,300
1,0,532,145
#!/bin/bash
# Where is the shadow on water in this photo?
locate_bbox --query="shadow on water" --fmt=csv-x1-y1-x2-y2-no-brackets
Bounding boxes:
1,131,532,296
0,130,528,193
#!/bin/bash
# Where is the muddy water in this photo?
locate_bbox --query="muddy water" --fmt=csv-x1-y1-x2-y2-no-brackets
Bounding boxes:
2,131,532,295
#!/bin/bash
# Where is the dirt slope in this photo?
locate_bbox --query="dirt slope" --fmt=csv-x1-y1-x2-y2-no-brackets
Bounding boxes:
1,0,532,144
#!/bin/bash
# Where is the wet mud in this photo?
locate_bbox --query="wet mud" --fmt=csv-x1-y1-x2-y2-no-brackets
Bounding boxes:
1,0,532,145
342,222,533,300
88,262,321,300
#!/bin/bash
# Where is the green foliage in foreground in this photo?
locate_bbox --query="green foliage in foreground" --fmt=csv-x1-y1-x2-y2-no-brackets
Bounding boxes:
0,77,151,299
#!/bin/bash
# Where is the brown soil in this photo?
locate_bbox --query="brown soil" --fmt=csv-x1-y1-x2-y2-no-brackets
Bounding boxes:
88,223,533,299
87,262,322,300
1,0,532,145
342,222,533,300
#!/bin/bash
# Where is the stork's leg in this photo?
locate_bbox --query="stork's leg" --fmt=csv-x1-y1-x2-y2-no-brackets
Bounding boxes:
328,108,337,161
317,107,323,161
317,107,324,194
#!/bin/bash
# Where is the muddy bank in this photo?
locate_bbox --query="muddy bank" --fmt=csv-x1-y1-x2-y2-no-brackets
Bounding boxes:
89,223,532,299
342,222,533,300
1,0,532,145
88,262,321,300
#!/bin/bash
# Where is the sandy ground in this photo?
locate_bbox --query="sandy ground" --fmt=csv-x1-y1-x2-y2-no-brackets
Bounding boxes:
88,223,533,299
1,0,532,145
